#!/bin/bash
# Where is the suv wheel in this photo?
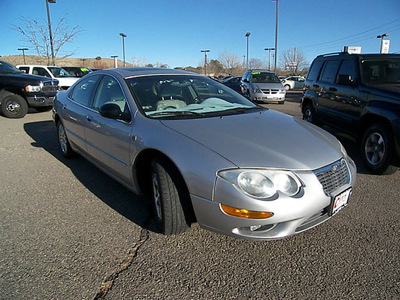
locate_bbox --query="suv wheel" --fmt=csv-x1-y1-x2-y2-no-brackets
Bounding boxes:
361,123,398,175
1,94,28,118
302,103,318,124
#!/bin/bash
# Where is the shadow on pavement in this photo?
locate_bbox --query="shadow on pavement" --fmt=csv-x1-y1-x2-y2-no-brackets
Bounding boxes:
23,120,158,233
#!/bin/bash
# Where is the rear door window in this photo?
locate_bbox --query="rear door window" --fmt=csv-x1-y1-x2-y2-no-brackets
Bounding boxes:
69,75,101,107
320,60,340,83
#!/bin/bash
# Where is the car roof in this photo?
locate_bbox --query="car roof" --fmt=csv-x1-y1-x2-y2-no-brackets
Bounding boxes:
315,52,400,60
16,64,65,68
93,67,202,79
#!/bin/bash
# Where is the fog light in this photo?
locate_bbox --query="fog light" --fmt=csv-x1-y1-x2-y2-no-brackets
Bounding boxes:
220,204,274,219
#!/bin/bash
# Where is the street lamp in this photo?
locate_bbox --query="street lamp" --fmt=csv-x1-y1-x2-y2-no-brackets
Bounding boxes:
377,33,389,54
201,50,210,76
45,0,56,66
264,48,275,70
245,32,251,69
273,0,279,71
18,48,29,64
119,33,127,67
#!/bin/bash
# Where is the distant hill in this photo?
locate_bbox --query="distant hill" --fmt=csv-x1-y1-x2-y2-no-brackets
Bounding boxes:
0,55,132,69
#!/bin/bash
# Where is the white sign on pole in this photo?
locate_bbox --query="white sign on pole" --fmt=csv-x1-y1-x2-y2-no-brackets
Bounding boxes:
381,40,390,54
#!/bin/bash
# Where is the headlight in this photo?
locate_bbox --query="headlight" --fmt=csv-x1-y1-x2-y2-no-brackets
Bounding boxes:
25,84,42,92
339,141,348,158
219,169,302,199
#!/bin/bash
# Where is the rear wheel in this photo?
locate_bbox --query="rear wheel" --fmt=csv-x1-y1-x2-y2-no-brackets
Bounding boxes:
361,123,398,175
150,157,190,235
1,94,28,118
284,84,290,91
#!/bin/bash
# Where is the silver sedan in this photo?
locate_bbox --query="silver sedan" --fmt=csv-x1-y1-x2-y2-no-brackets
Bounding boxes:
53,68,356,240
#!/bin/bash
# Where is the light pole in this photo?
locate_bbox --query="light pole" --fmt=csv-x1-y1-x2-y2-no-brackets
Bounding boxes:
201,50,210,76
45,0,56,66
245,32,251,69
264,48,275,70
18,48,29,64
377,33,389,54
119,33,127,67
274,0,279,71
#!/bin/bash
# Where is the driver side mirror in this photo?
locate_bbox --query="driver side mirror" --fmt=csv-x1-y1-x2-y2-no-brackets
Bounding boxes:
99,103,131,122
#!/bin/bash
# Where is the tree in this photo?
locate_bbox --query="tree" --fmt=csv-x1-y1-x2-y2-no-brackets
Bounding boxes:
12,15,82,65
279,48,308,74
248,58,265,69
218,50,242,75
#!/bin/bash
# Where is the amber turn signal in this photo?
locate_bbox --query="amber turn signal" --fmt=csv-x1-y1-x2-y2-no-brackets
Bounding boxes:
220,204,274,219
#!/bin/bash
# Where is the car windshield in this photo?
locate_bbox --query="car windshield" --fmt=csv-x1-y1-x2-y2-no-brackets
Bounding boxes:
0,61,23,74
126,75,261,119
250,72,280,83
361,59,400,85
48,67,72,77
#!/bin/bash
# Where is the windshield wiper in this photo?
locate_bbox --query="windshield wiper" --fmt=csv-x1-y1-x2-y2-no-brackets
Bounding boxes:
149,110,203,118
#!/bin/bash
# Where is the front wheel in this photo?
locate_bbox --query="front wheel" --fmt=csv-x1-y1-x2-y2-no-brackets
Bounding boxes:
150,157,190,235
57,121,76,158
361,123,398,175
302,103,318,124
1,94,28,118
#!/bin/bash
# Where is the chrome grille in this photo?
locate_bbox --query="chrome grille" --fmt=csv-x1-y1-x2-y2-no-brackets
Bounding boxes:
314,159,349,195
261,88,280,94
42,80,60,92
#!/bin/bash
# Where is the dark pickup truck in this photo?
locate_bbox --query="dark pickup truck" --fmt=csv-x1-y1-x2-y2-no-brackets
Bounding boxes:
0,60,59,118
301,52,400,174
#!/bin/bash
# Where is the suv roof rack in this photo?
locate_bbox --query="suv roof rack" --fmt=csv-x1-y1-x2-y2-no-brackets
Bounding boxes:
316,52,350,58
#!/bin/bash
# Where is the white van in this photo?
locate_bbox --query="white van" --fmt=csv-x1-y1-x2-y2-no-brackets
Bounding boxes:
17,65,78,90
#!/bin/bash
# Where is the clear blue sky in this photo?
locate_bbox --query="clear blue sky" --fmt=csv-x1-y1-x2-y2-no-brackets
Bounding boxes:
1,0,400,68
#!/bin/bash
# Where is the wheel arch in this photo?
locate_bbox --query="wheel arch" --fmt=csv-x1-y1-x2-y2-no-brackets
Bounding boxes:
133,149,196,222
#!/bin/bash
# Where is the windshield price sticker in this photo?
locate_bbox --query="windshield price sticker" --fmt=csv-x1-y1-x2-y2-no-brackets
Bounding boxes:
331,188,351,215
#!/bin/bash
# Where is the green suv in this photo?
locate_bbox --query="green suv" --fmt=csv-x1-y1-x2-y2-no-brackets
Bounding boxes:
301,52,400,174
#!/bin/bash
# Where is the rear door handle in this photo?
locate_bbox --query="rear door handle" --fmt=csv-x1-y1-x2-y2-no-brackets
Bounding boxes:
85,116,92,122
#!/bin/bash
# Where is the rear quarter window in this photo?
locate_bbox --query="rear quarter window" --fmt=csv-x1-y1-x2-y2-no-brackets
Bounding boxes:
307,60,323,81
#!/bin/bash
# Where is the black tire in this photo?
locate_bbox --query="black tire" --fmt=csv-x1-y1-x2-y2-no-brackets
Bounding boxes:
302,103,318,125
361,123,398,175
150,157,190,235
0,94,28,118
57,121,76,158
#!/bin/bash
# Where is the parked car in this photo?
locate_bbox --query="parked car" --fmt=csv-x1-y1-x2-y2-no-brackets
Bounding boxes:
222,76,241,93
301,52,400,174
240,69,286,104
62,67,92,77
281,75,305,90
53,67,356,240
17,65,78,90
0,60,59,118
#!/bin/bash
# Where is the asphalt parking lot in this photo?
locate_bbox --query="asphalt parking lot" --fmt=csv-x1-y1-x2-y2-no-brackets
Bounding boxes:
1,96,399,299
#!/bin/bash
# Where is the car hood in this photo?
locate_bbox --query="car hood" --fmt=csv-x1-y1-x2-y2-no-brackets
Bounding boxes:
161,110,343,170
252,82,283,89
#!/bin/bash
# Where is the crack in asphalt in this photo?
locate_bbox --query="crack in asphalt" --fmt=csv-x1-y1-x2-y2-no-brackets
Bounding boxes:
93,227,149,300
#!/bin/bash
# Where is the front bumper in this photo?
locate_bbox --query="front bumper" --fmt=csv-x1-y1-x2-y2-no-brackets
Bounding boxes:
191,158,356,240
26,94,55,107
250,91,286,103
